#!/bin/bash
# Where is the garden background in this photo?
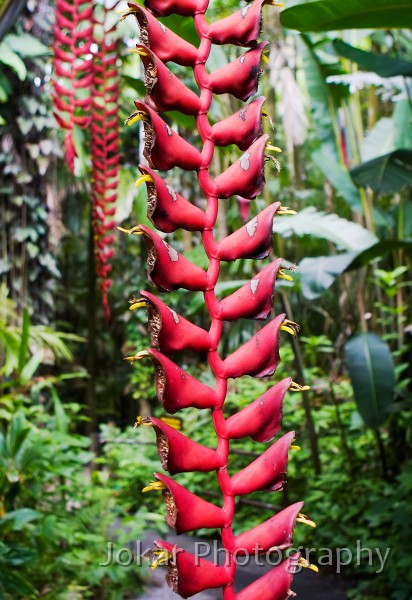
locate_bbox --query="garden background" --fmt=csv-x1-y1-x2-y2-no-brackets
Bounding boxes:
0,0,411,598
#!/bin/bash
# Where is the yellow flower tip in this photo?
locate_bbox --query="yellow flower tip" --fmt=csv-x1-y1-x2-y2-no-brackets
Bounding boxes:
150,549,171,570
261,53,269,65
277,206,297,216
281,319,300,336
281,324,296,336
135,174,154,188
297,513,317,528
289,381,311,392
277,269,293,281
160,416,183,431
124,350,151,363
266,143,282,153
118,225,145,236
129,47,151,58
142,480,167,493
264,0,284,7
125,111,149,127
129,300,148,311
298,558,319,573
290,445,301,451
134,416,153,429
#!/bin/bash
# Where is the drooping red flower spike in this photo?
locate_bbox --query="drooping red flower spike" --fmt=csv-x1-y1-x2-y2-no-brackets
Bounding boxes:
121,0,317,597
53,1,121,317
91,3,121,319
53,0,94,173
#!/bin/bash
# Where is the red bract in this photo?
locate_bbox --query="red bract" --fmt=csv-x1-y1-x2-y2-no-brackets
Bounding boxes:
139,291,211,353
155,473,226,532
212,96,266,150
132,101,201,171
233,502,304,554
222,313,285,378
120,0,315,596
208,0,266,47
135,44,201,115
133,225,208,292
218,259,284,321
137,165,206,232
154,541,232,598
236,555,300,600
225,378,291,442
141,348,219,413
214,134,269,199
122,3,198,66
216,203,281,261
144,0,208,17
230,431,295,495
209,42,268,101
150,419,222,474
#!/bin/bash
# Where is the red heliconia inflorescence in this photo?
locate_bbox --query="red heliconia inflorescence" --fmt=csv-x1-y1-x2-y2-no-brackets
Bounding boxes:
90,2,121,319
53,0,94,173
121,0,317,598
53,1,121,317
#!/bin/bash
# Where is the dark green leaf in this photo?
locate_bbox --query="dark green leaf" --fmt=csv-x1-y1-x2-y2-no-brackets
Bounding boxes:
0,509,42,532
122,75,146,97
312,149,363,212
347,240,412,270
333,39,412,77
350,150,412,194
344,333,395,428
281,0,412,32
0,0,26,43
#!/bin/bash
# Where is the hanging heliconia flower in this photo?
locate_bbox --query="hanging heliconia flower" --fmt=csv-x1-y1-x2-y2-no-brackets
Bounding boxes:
53,0,94,173
53,0,121,317
120,0,318,597
90,2,121,318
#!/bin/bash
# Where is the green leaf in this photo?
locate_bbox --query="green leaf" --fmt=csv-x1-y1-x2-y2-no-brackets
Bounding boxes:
350,149,412,194
312,149,363,212
272,207,378,252
0,0,26,43
348,240,412,270
344,333,395,428
122,74,146,97
0,509,42,531
281,0,412,32
333,39,412,77
297,36,338,158
5,33,50,57
17,308,29,375
6,412,30,457
300,252,357,299
20,352,43,383
0,41,26,80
